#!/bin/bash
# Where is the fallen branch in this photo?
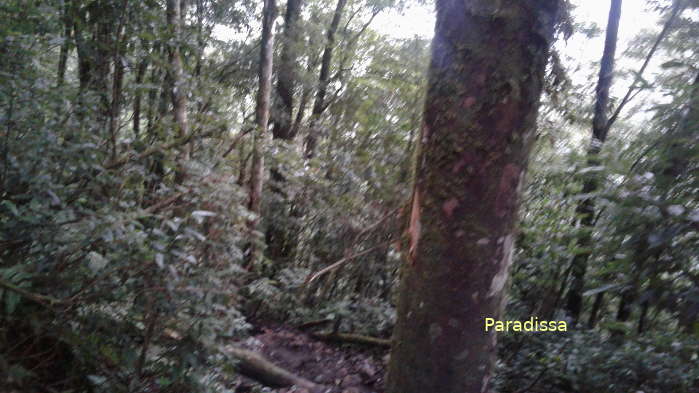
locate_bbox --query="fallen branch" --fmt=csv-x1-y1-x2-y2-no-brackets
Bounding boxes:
296,318,333,330
310,331,391,348
225,345,322,391
145,325,322,391
304,241,390,285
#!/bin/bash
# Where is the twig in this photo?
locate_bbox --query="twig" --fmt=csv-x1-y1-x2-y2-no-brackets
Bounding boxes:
0,278,64,308
104,129,214,170
144,190,187,214
222,126,254,158
296,318,333,330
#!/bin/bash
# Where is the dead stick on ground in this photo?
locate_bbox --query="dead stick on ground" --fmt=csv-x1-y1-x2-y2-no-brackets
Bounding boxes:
310,331,391,348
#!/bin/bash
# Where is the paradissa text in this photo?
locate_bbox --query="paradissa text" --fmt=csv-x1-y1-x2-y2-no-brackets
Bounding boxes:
484,317,567,332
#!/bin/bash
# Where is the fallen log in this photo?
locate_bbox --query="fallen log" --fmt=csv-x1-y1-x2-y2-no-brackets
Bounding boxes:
310,331,391,348
225,345,323,392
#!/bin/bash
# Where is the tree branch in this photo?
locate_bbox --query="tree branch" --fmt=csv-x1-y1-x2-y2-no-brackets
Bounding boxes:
606,0,685,129
304,241,390,284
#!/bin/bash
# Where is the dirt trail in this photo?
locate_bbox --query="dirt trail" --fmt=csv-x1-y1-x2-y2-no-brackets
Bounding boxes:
232,325,388,393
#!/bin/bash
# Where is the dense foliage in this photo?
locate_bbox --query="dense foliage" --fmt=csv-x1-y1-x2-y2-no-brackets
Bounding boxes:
0,0,697,392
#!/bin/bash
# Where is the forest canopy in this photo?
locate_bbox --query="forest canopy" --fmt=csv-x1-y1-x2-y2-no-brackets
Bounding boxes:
0,0,697,392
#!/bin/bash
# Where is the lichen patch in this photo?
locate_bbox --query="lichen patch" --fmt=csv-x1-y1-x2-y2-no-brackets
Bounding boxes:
442,197,459,218
428,323,442,342
487,234,514,297
408,188,422,265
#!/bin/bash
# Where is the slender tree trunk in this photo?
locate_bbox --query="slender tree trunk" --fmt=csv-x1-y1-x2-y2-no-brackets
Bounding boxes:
385,1,559,392
93,1,114,126
145,45,164,137
303,0,347,159
637,299,649,334
587,292,605,329
108,2,128,160
289,59,315,138
565,0,622,326
616,288,634,322
109,53,124,160
133,44,149,138
167,0,189,183
247,0,277,265
57,0,71,87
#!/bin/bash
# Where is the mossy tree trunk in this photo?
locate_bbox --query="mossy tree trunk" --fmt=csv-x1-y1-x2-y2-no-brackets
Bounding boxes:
385,1,560,392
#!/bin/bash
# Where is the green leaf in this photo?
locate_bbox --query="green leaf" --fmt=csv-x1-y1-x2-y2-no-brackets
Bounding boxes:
660,60,686,69
1,200,20,216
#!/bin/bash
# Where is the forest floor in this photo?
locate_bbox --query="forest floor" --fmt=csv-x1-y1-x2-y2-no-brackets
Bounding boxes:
230,324,389,393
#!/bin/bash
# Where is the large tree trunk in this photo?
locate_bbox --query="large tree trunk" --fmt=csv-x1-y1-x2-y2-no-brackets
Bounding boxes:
385,1,559,392
564,0,622,326
247,0,277,265
73,0,114,126
265,0,305,263
303,0,347,159
272,0,304,141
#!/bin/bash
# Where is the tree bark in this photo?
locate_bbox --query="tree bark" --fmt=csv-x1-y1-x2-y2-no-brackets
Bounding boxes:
303,0,347,159
564,0,622,326
587,292,605,329
385,1,559,392
108,1,128,160
272,0,304,141
247,0,277,265
265,0,305,262
73,0,113,125
57,0,71,87
132,46,149,138
166,0,189,183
